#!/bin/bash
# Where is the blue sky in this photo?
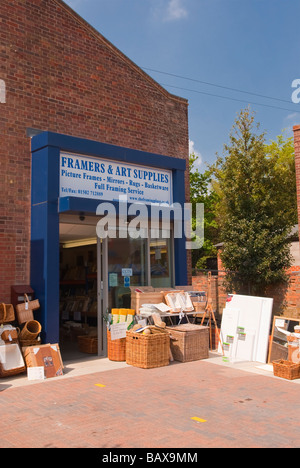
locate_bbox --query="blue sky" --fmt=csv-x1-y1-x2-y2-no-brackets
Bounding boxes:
64,0,300,172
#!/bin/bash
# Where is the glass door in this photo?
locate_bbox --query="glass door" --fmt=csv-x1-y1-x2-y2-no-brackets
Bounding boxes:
107,231,148,309
97,236,108,356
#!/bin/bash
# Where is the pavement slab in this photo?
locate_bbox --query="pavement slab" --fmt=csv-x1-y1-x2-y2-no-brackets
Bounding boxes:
0,355,299,449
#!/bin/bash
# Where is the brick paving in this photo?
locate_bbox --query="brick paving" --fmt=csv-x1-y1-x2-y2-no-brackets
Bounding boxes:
0,360,299,449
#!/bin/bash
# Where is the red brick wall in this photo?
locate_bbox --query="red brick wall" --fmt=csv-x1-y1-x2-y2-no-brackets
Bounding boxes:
287,125,300,318
192,273,227,316
0,0,189,301
265,268,300,319
193,269,300,319
294,125,300,233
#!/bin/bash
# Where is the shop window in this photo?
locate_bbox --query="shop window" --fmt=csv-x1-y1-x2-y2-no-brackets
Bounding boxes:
107,236,148,308
150,238,173,288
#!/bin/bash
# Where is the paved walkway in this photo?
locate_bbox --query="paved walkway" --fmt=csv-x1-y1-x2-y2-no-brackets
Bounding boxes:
0,354,299,449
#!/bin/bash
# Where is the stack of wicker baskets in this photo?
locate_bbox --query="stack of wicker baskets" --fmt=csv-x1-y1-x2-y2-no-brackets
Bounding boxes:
0,299,42,378
15,295,42,348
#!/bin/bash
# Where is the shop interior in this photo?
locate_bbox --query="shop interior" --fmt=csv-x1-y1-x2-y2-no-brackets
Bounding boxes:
59,217,99,361
59,215,174,361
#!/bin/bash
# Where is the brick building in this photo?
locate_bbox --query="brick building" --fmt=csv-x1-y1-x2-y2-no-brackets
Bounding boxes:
294,125,300,222
0,0,190,355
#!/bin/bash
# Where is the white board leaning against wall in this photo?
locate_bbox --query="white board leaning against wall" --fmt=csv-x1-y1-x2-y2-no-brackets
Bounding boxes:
218,294,273,364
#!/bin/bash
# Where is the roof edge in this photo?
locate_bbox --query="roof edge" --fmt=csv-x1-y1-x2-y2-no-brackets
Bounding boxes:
51,0,188,106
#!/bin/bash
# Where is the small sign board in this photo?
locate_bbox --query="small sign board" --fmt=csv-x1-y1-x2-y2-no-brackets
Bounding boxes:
110,322,128,341
122,268,133,277
124,276,130,288
27,366,45,381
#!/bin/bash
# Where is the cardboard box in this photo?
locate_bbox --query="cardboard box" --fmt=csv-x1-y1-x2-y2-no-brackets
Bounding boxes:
23,343,64,378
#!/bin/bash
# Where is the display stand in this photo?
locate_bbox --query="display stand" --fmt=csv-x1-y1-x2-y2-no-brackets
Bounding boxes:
200,271,223,355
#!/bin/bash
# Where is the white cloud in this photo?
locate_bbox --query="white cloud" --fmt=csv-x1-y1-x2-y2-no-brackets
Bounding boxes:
189,140,202,170
282,112,300,137
152,0,188,23
165,0,188,21
286,112,299,121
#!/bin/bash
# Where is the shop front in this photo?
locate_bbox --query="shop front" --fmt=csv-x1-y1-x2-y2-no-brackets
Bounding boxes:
30,131,188,359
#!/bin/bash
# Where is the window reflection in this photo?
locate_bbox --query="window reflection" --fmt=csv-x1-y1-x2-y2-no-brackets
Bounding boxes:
150,238,172,288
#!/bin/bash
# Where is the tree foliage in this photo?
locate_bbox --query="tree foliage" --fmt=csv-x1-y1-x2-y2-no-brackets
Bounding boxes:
189,153,219,269
264,133,297,226
211,108,296,295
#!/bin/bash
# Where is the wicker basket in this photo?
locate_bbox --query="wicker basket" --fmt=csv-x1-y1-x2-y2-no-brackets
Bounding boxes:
167,324,209,362
77,335,98,354
20,337,41,349
107,329,126,362
19,320,41,341
126,328,170,369
0,362,26,378
0,303,15,324
0,343,26,378
15,294,40,325
1,328,19,343
272,360,300,380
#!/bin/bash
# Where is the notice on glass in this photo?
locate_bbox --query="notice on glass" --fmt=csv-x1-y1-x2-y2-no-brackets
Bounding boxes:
109,273,118,287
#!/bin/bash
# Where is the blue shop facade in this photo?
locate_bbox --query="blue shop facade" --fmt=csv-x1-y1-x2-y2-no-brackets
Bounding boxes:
30,132,188,358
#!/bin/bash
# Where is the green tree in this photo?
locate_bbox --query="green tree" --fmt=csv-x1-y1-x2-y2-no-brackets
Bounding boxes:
211,108,296,295
189,153,219,269
264,133,297,226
